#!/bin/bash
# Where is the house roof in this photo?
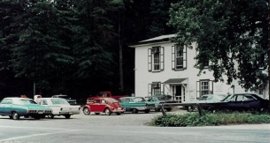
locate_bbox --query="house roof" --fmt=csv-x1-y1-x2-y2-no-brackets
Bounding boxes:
139,34,176,43
130,34,176,47
163,78,187,84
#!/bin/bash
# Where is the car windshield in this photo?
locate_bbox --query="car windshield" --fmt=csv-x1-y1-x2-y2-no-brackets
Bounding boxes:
51,98,69,105
15,99,37,105
133,97,145,102
54,95,71,99
198,94,226,101
222,95,233,102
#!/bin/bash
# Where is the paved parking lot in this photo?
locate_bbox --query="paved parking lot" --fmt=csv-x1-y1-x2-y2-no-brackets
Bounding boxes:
0,110,270,143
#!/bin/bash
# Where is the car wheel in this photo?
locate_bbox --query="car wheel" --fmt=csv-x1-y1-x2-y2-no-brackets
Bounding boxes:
104,108,111,116
33,116,41,120
155,108,160,112
49,114,54,119
9,115,12,119
144,109,150,113
12,112,20,120
83,107,90,115
166,108,172,112
132,108,138,114
65,114,71,119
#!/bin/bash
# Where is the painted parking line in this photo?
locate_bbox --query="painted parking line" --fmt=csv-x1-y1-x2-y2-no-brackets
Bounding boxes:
0,125,73,131
0,129,80,142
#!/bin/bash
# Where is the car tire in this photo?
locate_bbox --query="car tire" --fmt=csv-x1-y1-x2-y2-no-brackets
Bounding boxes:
49,114,54,119
65,114,71,119
155,108,160,112
144,109,150,113
116,112,121,115
12,112,20,120
166,108,172,112
83,107,90,115
132,108,138,114
104,108,111,116
33,115,41,120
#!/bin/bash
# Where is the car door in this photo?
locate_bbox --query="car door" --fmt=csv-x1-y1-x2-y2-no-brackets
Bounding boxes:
90,99,101,112
2,99,13,115
0,99,9,115
224,95,239,111
241,94,260,110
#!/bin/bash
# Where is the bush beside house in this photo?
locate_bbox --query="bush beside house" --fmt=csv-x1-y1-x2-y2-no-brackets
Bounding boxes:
151,112,270,127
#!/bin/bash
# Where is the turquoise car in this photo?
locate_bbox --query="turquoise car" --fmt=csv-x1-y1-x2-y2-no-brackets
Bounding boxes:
119,97,155,113
145,95,173,112
0,97,52,120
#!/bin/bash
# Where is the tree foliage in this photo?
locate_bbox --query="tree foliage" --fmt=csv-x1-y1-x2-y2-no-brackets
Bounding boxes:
169,0,269,90
0,0,176,97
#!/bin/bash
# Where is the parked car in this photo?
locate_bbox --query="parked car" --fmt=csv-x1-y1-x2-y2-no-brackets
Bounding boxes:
184,94,227,111
119,97,155,113
36,98,80,119
52,95,77,105
83,97,124,116
145,95,174,112
87,91,128,101
0,97,52,120
201,93,269,112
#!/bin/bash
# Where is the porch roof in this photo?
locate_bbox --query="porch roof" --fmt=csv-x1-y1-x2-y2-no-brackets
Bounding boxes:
163,78,187,84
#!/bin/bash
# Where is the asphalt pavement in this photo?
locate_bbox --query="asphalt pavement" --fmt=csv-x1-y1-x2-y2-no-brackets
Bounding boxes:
0,111,270,143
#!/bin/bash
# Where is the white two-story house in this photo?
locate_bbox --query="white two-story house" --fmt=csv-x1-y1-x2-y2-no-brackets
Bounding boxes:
131,34,268,102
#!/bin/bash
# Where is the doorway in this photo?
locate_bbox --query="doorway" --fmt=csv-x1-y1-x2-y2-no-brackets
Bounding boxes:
172,84,185,103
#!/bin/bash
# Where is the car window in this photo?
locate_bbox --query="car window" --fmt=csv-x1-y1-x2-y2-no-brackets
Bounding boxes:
134,97,145,102
51,98,69,105
242,95,256,101
1,99,12,104
228,95,237,102
42,100,48,105
105,98,118,103
15,99,37,105
101,100,106,104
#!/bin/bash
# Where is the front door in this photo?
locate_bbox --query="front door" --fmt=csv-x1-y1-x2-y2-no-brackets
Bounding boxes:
172,85,185,103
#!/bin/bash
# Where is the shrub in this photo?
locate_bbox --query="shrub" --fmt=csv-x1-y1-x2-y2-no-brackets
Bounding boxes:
151,112,270,127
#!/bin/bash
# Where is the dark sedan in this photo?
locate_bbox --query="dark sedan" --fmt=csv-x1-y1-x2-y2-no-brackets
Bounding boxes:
201,93,269,112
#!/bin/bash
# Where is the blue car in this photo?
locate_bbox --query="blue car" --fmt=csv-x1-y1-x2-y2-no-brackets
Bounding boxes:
0,97,52,120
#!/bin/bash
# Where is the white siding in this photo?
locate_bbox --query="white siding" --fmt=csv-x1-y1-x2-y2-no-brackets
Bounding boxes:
134,40,260,102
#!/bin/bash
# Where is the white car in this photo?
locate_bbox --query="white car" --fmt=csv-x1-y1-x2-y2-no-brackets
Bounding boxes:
36,98,80,119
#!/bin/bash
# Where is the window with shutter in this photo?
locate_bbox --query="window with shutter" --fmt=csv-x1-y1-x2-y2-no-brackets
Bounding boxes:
197,80,214,96
151,82,161,96
173,45,187,70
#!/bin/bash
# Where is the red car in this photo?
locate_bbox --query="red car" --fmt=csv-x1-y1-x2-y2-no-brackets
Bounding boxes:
83,97,124,115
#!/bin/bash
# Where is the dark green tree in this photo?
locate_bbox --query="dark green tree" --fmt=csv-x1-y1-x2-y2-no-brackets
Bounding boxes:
169,0,269,96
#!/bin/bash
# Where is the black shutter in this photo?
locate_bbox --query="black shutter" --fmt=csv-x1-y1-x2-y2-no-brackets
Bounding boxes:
160,47,164,71
172,46,175,70
183,46,187,69
148,48,152,72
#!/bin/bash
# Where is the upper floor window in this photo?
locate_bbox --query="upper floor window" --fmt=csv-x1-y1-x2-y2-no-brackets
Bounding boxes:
172,45,187,70
148,46,164,72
